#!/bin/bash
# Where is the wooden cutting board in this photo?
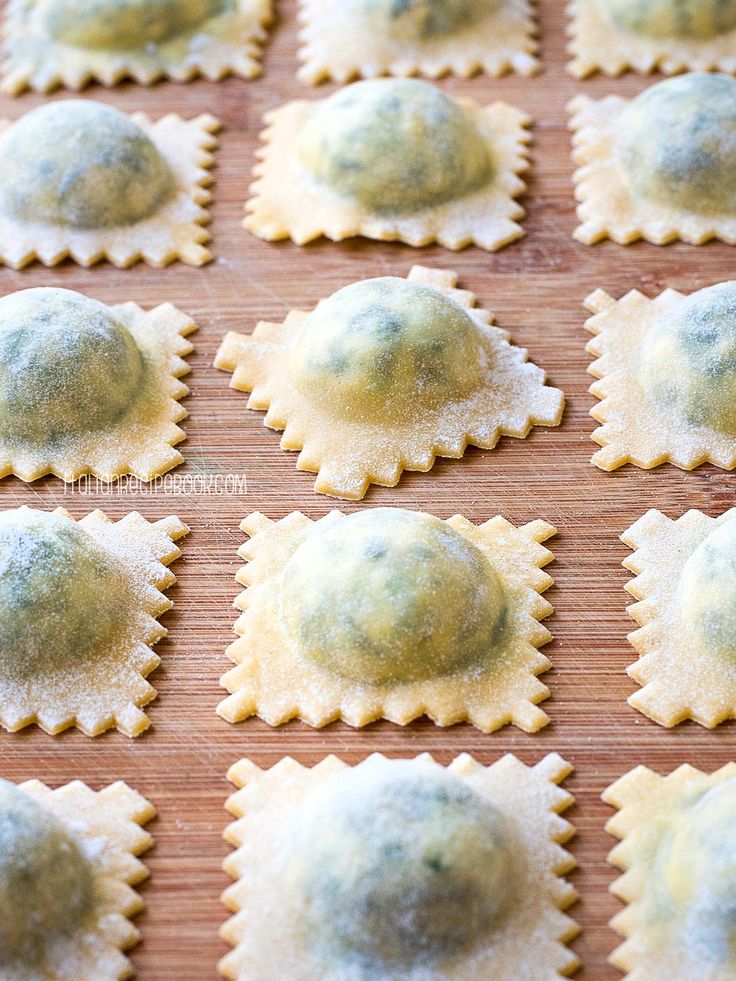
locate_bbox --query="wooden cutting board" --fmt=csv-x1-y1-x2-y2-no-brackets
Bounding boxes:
2,1,735,977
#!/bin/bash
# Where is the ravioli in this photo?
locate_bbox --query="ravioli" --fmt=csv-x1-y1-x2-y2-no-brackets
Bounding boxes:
1,0,272,93
0,506,187,737
220,752,578,980
570,73,736,245
0,286,195,482
0,98,218,268
584,281,736,470
218,506,557,733
244,78,530,250
215,266,563,498
604,762,736,979
0,777,154,980
621,507,736,728
298,0,537,83
569,0,736,76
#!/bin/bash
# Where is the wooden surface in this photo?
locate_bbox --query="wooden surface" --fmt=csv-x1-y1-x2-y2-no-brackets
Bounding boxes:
2,2,736,978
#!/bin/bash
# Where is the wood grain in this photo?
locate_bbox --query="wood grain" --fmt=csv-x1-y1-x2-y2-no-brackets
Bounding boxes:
1,2,735,978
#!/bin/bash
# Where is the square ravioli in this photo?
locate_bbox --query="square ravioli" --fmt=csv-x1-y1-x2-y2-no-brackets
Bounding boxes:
215,265,563,499
0,287,195,482
584,281,736,471
568,0,736,77
604,762,736,979
218,507,557,733
0,777,154,981
297,0,538,84
1,0,272,93
244,77,530,251
0,506,187,737
220,753,578,980
0,98,218,268
622,507,736,728
570,72,736,245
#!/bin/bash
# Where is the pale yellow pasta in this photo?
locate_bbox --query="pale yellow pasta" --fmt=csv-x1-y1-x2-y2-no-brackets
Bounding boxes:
220,753,579,980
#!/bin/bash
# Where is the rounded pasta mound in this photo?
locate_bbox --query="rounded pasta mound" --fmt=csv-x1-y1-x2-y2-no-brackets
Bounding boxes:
0,100,174,229
297,79,493,213
0,780,95,964
600,0,736,39
44,0,224,49
659,778,736,962
0,509,134,683
637,281,736,433
616,73,736,214
288,276,486,421
0,287,146,445
680,519,736,657
361,0,496,38
280,509,506,684
287,758,514,968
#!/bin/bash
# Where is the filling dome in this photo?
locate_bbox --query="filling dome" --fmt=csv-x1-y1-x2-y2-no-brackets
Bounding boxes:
657,779,736,963
636,281,736,434
44,0,225,49
0,779,95,965
297,79,493,214
0,287,146,445
0,509,134,683
0,100,174,229
287,758,513,968
600,0,736,39
680,518,736,657
280,509,506,684
616,74,736,215
361,0,496,38
288,276,486,421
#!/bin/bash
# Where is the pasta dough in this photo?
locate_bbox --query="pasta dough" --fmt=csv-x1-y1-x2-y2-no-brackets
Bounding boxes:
0,777,154,980
215,266,563,498
605,762,736,979
218,506,557,733
622,507,736,727
569,0,736,75
296,81,492,213
570,73,736,244
244,78,530,250
298,0,537,83
584,281,736,470
220,752,579,980
0,98,219,267
0,506,187,736
0,286,195,481
1,0,272,92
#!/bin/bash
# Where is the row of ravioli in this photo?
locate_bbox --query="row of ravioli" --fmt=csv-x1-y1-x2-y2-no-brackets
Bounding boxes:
3,266,735,498
3,752,736,979
0,68,731,268
1,500,733,737
2,0,736,91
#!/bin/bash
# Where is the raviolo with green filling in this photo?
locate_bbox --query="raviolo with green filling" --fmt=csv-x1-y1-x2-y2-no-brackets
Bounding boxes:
43,0,226,49
297,78,494,214
279,509,507,684
360,0,496,38
0,508,135,684
657,778,736,964
599,0,736,39
616,74,736,215
636,281,736,434
287,275,487,421
0,287,146,447
0,100,174,230
0,779,96,966
285,757,515,969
